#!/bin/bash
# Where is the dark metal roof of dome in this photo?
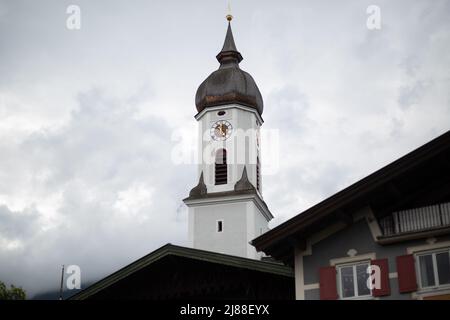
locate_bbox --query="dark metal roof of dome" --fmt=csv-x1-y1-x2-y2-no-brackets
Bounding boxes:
195,23,264,115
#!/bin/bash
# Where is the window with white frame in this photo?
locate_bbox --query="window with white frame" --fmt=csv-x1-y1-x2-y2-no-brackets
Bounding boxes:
337,261,372,299
416,248,450,290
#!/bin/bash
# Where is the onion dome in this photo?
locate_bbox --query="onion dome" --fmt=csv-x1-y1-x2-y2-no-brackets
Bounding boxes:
195,22,264,115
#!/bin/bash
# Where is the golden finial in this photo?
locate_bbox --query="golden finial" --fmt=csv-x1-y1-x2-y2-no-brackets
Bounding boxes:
226,0,233,21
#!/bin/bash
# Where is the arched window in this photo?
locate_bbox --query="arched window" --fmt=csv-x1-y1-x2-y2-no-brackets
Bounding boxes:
215,149,227,185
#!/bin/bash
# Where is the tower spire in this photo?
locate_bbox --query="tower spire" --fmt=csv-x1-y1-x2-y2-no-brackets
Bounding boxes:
216,18,243,64
186,9,271,259
195,11,264,115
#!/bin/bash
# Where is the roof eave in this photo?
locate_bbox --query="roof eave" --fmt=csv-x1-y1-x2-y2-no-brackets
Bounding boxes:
252,130,450,255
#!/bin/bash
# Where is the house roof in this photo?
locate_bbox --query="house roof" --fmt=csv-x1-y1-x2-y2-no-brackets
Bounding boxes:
251,130,450,264
69,243,293,300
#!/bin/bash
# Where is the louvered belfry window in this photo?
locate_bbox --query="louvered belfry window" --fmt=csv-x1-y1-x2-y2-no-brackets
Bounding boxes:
215,149,227,185
256,156,261,192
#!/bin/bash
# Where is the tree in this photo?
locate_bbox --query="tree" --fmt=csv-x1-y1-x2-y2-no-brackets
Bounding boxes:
0,281,26,300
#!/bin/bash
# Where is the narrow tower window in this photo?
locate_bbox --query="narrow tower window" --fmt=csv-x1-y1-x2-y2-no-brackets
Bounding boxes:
256,156,261,192
217,220,223,233
215,149,227,185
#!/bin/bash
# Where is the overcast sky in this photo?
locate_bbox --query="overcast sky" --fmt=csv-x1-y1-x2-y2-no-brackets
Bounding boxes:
0,0,449,297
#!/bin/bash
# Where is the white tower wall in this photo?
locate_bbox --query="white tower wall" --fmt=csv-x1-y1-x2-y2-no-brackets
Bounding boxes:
185,103,272,260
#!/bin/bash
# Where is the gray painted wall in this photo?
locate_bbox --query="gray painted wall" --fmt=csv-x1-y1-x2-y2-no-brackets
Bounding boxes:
301,218,450,300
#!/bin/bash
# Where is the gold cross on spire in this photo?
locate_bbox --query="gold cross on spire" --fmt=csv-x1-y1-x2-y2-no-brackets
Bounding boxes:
226,0,233,21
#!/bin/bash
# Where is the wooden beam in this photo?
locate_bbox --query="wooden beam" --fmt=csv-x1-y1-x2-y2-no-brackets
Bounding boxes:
387,181,403,199
378,178,450,217
336,209,353,226
287,235,306,251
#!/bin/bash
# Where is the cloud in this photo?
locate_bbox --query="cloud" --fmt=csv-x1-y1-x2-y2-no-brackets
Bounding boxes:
0,0,449,297
0,205,40,244
398,80,433,110
0,87,192,296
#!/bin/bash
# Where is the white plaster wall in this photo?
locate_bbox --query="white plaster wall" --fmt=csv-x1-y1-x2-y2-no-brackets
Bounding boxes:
189,104,267,260
198,105,261,194
189,199,269,259
245,202,271,259
191,202,248,257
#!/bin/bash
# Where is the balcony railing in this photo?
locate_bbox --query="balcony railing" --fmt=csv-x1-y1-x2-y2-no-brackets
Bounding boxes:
379,202,450,236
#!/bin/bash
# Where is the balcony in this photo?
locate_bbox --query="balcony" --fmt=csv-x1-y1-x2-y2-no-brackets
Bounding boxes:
379,202,450,237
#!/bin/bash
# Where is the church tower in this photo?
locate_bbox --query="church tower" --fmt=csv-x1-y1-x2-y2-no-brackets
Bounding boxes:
183,18,273,259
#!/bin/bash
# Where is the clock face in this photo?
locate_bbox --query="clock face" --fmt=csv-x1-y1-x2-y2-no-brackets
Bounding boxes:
210,120,233,141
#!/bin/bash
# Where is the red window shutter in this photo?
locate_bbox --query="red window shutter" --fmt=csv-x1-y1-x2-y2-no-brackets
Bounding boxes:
371,258,390,297
319,266,338,300
396,254,417,293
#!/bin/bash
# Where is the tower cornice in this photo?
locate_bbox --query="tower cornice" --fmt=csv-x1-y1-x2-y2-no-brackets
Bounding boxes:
183,190,273,222
194,103,264,125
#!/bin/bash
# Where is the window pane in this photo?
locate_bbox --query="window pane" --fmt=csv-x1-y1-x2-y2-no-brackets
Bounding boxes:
436,252,450,285
419,255,435,287
340,266,355,298
356,264,370,296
